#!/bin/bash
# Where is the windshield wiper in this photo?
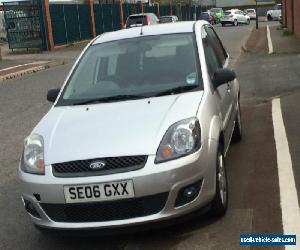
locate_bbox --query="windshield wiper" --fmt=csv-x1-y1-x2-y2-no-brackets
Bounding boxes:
154,85,199,97
72,94,148,106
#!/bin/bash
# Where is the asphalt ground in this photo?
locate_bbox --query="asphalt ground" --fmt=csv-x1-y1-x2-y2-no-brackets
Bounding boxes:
0,20,297,249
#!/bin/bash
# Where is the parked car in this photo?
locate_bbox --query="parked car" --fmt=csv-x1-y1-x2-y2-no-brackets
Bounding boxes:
209,8,223,23
20,21,242,231
125,13,159,28
244,9,256,19
159,15,178,23
221,9,250,26
200,12,216,25
267,4,282,21
279,14,282,24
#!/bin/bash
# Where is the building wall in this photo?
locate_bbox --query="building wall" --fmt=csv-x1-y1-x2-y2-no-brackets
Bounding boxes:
286,0,293,33
282,0,300,39
216,0,255,8
294,0,300,39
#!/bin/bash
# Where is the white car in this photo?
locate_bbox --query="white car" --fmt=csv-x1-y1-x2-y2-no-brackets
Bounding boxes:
221,9,250,26
244,9,256,20
19,21,242,230
267,4,282,21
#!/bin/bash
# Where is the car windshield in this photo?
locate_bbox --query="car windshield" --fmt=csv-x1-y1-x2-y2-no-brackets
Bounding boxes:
57,33,202,106
224,11,232,15
159,17,173,23
201,13,209,17
126,16,147,27
247,10,255,13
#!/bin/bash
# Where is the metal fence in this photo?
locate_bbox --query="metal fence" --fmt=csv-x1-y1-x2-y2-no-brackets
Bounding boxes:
50,4,92,45
50,2,206,46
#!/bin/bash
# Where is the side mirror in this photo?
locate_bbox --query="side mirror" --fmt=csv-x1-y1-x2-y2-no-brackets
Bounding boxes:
212,68,236,89
47,88,60,103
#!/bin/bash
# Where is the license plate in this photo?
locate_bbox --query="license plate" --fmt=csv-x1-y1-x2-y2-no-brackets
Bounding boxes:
64,180,134,203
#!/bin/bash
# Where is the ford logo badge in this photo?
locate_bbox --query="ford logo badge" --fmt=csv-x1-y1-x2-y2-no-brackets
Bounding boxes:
89,161,106,170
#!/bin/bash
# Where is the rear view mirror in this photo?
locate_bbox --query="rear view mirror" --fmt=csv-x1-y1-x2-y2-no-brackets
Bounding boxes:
47,88,60,103
212,68,236,88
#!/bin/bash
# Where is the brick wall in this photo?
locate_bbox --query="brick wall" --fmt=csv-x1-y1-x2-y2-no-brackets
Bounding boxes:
283,0,300,39
294,0,300,39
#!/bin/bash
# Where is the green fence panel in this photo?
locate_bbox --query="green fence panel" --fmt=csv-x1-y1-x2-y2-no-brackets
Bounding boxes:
160,5,171,17
196,6,201,20
144,4,154,14
64,4,80,42
123,3,130,24
94,4,104,35
171,5,178,17
50,5,67,45
102,4,113,32
181,5,187,21
78,5,92,40
112,4,121,30
190,6,195,21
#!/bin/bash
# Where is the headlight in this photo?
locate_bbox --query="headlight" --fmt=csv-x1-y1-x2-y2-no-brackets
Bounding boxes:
155,117,201,163
21,134,45,175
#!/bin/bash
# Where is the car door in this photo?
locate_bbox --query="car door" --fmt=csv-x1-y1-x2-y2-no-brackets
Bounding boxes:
236,11,242,23
242,11,248,22
202,25,236,148
238,11,245,23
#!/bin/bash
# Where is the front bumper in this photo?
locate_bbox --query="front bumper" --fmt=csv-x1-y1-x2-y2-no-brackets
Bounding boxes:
19,139,218,230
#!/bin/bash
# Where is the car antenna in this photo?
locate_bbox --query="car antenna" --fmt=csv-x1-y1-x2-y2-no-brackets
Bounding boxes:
140,25,143,36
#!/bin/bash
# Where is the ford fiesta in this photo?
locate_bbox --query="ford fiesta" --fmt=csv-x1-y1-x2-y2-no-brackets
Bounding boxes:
19,21,242,230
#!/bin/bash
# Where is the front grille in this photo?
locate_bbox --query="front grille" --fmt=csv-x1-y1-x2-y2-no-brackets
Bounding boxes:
52,155,148,177
40,193,168,223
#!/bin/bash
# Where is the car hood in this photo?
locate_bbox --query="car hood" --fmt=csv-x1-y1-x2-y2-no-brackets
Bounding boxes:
34,91,204,165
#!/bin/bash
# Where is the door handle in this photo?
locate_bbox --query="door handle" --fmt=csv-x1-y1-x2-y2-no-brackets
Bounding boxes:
227,84,231,93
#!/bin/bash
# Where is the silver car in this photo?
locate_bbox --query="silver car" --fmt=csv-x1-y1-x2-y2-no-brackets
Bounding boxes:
19,21,242,230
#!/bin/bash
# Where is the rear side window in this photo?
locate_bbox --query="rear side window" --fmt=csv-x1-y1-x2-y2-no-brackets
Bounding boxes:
126,16,147,28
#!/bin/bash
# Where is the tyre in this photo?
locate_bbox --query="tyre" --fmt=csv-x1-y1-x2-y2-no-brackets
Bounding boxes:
221,22,225,27
232,101,242,143
210,145,228,217
267,15,273,21
233,19,238,26
246,19,250,25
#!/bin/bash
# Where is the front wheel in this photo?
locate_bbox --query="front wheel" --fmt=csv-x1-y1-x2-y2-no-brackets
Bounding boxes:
267,15,273,21
246,19,250,25
221,22,225,27
210,146,228,217
233,19,238,26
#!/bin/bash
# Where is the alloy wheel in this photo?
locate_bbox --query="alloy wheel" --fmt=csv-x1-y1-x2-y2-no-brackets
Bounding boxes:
217,153,227,207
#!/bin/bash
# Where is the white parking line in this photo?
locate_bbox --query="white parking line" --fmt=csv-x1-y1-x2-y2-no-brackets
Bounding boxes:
267,25,274,54
272,98,300,249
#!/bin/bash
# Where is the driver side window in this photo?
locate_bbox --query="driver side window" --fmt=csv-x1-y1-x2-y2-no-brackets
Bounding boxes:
201,27,221,79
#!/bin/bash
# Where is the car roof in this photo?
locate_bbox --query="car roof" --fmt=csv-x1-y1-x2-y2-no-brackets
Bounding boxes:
160,15,176,18
93,21,203,45
128,13,155,17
